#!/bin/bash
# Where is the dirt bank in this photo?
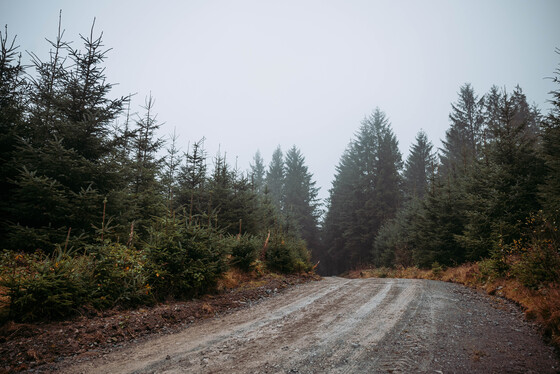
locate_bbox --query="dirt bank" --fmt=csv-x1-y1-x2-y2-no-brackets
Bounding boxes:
0,274,316,373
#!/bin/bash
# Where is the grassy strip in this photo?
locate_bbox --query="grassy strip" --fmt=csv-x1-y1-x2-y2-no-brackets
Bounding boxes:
345,263,560,350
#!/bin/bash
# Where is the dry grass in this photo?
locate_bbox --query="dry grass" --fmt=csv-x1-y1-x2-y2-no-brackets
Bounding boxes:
346,263,560,349
215,265,287,293
216,268,258,291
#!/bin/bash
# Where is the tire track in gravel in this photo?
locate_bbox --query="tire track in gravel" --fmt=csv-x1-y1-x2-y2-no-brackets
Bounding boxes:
355,279,439,373
60,278,560,374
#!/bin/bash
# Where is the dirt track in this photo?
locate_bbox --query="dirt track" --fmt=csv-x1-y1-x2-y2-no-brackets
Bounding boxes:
61,277,559,373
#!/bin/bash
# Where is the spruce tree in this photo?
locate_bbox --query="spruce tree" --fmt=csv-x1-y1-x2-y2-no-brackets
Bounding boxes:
127,95,165,237
540,49,560,214
373,119,403,222
266,146,285,213
439,83,484,177
250,150,266,194
206,152,259,235
411,176,467,267
322,148,361,273
403,130,435,200
458,86,545,256
373,198,423,267
0,26,26,244
162,129,181,210
60,19,128,162
6,18,127,251
342,110,383,267
177,138,208,224
283,146,321,254
322,108,402,272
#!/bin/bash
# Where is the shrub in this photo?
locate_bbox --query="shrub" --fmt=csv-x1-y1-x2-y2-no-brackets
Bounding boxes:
511,211,560,289
144,216,228,300
0,248,93,322
431,261,444,277
229,234,260,272
89,242,150,308
512,243,560,289
265,233,311,274
478,257,506,282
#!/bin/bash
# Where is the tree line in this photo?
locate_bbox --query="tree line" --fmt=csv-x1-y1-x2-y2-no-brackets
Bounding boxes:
1,17,559,318
0,19,321,250
0,20,322,320
319,73,560,275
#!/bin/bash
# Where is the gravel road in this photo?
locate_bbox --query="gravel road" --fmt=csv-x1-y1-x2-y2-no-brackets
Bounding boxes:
62,277,559,373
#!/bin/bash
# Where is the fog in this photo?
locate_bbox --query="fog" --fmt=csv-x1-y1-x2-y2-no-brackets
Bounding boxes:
2,0,559,201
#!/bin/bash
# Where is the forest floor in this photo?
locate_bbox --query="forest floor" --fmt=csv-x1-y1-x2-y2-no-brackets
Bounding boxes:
0,272,319,373
24,277,560,373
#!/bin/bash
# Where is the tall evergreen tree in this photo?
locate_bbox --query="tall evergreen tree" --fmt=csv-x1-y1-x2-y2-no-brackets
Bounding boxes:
439,83,484,177
410,84,485,266
176,138,208,225
162,129,181,210
403,130,435,200
322,108,402,273
373,120,403,221
411,176,467,267
60,20,129,162
24,13,68,149
250,150,266,194
206,152,259,235
457,86,545,257
6,18,128,251
321,147,361,273
540,49,560,214
266,146,285,213
342,110,384,267
0,26,26,244
126,95,165,236
283,146,321,254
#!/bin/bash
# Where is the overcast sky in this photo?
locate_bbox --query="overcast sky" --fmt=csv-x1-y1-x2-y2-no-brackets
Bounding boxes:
2,0,559,202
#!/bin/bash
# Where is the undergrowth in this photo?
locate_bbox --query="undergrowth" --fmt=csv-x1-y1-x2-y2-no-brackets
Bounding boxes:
0,219,313,323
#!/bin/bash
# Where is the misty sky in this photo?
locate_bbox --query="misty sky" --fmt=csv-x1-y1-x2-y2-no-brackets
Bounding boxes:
2,0,559,202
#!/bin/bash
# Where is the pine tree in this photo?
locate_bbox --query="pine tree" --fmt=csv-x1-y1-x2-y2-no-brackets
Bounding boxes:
322,147,361,273
177,138,208,224
250,150,266,194
540,49,560,214
368,112,403,264
266,146,285,213
24,12,68,148
403,130,435,200
59,19,128,162
162,129,181,210
283,146,321,255
127,95,165,236
373,119,403,221
0,26,26,244
6,18,128,251
439,84,484,177
411,176,467,267
322,108,402,273
458,86,545,256
373,198,423,267
208,151,230,230
341,110,384,267
206,152,259,235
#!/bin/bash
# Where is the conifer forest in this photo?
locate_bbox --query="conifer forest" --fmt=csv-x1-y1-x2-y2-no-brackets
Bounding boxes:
1,18,559,325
